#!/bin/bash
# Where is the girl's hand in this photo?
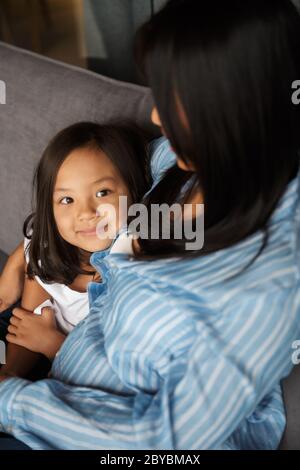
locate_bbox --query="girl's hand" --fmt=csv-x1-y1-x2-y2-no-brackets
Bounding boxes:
6,307,66,360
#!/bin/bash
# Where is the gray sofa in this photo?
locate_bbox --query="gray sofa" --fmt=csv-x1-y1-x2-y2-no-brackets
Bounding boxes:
0,41,299,449
0,41,158,257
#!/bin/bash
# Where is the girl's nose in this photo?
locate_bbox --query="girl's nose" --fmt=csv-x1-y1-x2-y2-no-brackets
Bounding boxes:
77,201,97,221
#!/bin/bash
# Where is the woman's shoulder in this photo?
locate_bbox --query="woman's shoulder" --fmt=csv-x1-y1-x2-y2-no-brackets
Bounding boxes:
149,136,176,184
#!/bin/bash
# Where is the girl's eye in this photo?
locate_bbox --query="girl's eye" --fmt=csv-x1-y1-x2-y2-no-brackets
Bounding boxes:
96,189,111,198
60,196,73,205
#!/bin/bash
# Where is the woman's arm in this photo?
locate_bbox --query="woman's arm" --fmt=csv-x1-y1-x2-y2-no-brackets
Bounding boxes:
0,269,51,378
0,296,290,449
0,242,25,313
0,330,275,450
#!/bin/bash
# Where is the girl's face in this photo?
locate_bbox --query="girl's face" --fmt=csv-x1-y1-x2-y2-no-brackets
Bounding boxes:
53,146,131,253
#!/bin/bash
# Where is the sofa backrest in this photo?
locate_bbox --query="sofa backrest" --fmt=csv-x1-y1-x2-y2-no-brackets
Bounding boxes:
0,41,158,254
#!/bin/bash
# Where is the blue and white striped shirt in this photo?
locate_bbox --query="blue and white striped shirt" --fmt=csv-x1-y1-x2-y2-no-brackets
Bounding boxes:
0,137,300,449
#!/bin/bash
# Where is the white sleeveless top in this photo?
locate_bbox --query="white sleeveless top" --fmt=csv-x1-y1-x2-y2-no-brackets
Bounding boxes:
24,237,89,334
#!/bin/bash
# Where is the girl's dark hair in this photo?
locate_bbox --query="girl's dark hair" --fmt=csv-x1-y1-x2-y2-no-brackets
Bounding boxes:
134,0,300,264
24,121,152,285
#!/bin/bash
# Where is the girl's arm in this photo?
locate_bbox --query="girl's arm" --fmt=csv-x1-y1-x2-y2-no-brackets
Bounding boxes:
0,268,57,378
21,267,51,310
0,242,25,313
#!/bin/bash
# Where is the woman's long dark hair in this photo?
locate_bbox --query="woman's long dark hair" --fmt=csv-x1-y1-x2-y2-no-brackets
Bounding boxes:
24,121,152,285
134,0,300,262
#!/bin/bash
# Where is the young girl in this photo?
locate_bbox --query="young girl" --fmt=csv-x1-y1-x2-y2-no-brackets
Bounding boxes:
0,121,151,377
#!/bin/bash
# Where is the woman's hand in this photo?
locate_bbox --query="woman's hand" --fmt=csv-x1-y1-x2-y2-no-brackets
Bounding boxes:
6,307,66,360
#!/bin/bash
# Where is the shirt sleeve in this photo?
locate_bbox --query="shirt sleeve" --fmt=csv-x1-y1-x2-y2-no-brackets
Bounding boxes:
149,137,176,187
0,324,286,450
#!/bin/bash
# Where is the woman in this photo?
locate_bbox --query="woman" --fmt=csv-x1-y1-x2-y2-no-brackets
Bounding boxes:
0,0,300,449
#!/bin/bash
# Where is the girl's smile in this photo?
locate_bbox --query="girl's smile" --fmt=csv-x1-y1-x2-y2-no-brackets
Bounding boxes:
77,226,98,236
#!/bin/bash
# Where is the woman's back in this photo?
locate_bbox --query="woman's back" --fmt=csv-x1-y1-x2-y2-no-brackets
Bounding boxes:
77,138,300,448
